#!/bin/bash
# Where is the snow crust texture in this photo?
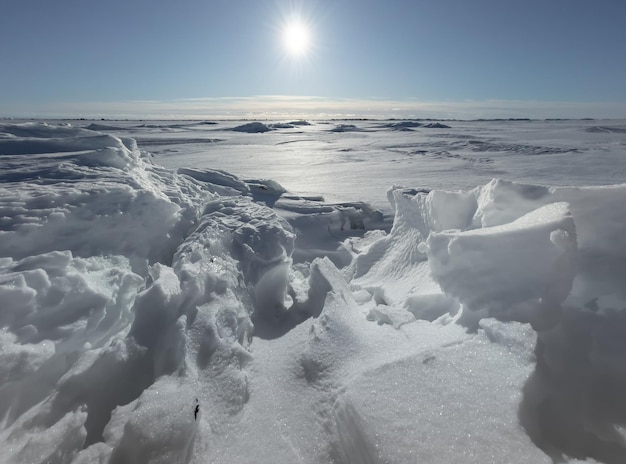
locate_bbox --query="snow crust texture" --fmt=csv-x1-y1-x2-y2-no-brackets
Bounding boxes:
1,121,625,464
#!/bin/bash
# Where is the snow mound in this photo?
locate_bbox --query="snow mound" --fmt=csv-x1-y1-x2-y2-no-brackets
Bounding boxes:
346,177,626,461
421,122,451,128
0,124,205,271
584,125,626,134
380,121,422,130
329,124,364,132
268,123,294,129
0,121,91,139
178,167,250,196
0,122,301,463
352,178,626,328
230,122,273,133
426,202,576,329
85,123,130,131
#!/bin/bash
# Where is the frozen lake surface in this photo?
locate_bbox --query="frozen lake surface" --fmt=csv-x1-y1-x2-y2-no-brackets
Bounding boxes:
142,118,626,208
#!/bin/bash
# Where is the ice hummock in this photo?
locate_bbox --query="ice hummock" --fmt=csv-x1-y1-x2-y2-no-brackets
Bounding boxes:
1,121,626,464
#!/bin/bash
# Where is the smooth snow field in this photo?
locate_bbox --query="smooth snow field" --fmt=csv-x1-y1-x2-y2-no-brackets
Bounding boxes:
1,119,626,464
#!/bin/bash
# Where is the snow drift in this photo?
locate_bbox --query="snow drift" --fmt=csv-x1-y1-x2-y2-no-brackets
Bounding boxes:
1,121,626,464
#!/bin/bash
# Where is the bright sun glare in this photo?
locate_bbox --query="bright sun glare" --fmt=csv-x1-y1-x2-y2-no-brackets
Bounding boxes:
283,20,310,58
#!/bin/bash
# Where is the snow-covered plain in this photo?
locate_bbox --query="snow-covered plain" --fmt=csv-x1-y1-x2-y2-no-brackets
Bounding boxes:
1,118,626,463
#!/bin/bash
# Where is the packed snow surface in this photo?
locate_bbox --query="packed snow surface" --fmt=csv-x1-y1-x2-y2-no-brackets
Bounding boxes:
1,119,626,463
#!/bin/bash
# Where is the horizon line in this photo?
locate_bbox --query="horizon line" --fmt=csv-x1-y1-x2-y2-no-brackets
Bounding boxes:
2,96,626,120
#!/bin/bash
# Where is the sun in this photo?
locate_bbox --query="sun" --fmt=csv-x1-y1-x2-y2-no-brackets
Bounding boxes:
282,20,311,58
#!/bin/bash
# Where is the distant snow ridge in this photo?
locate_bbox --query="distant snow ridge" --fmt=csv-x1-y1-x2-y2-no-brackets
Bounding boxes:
584,125,626,134
230,122,273,133
329,124,366,132
229,121,307,132
2,122,626,464
380,121,422,131
376,120,451,130
421,122,451,128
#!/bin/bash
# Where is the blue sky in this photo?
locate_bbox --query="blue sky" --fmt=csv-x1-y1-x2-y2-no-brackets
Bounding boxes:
2,0,626,119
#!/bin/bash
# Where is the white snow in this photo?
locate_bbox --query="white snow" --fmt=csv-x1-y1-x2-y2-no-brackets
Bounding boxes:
1,119,626,463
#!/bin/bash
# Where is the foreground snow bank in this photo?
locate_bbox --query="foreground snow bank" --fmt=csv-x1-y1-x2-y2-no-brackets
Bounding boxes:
1,122,625,463
349,178,626,462
0,123,296,462
351,178,625,327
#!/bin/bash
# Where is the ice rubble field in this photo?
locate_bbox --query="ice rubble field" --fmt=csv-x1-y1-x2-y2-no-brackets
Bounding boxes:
1,120,626,464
